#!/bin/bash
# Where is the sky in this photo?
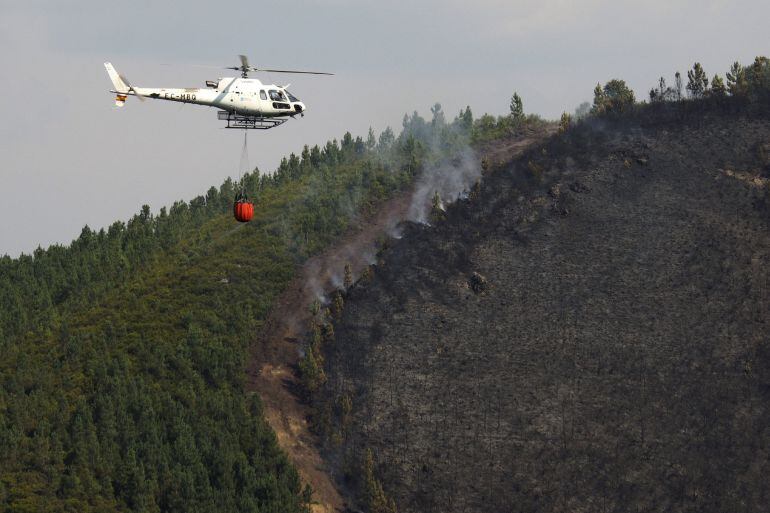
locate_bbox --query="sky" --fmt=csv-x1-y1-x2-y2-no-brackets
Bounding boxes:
1,0,768,256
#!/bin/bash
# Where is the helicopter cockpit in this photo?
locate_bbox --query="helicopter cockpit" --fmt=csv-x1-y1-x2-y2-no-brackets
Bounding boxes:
269,90,287,102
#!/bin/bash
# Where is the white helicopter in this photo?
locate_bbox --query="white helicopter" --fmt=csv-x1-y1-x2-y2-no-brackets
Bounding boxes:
104,55,333,129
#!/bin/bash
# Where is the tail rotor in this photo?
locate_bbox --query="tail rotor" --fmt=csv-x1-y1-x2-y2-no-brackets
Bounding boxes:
104,62,144,106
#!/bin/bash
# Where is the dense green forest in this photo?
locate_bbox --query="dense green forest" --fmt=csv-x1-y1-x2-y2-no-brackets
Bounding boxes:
1,54,767,512
0,102,519,512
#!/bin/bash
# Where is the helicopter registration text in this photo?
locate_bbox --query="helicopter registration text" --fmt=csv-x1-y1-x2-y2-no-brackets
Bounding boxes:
163,92,197,101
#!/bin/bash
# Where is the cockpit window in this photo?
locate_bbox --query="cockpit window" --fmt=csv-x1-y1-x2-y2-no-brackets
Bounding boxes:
286,91,299,102
259,90,267,100
269,90,286,102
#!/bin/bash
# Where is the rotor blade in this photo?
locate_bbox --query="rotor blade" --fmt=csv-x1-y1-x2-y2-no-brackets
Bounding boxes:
160,63,221,68
239,54,250,70
170,63,225,69
257,69,334,75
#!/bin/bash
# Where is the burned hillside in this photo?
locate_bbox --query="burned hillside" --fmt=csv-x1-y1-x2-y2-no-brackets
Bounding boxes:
320,109,770,513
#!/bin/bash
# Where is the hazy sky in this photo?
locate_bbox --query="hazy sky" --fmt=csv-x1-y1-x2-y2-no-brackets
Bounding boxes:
1,0,768,256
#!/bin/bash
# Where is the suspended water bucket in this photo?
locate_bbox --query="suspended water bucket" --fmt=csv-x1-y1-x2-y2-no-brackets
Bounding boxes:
233,192,254,223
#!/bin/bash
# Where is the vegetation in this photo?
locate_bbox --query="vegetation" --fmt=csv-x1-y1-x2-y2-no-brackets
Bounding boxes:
686,62,709,98
589,56,770,128
592,79,636,115
362,449,396,513
509,92,524,121
430,191,445,224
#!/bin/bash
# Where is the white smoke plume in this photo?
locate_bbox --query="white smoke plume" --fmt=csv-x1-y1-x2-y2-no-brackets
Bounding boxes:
407,148,480,224
296,144,480,307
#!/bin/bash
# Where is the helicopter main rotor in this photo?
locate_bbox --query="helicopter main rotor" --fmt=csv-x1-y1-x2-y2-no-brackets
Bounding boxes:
226,54,334,78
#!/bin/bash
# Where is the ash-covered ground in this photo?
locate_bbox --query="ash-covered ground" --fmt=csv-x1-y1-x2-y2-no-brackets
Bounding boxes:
321,110,770,513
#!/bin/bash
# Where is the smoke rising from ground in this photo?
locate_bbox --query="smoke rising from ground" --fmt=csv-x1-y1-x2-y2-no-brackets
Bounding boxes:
297,145,480,313
407,148,480,224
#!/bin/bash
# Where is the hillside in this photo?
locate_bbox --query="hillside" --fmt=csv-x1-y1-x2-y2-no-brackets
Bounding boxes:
3,57,769,513
319,105,770,512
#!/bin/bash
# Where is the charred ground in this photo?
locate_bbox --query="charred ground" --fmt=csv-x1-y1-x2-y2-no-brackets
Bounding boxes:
320,106,770,512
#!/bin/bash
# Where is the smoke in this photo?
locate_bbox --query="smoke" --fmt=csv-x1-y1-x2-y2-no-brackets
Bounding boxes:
407,148,480,224
294,143,480,312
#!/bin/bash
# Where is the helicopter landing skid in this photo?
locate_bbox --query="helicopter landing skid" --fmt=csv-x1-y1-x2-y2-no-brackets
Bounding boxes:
217,111,289,129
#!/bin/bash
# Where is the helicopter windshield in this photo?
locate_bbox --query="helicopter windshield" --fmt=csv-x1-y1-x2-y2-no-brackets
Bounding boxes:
286,91,299,102
269,90,286,102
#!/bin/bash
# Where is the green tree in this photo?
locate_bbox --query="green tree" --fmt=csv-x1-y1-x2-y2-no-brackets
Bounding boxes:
593,80,635,114
746,56,770,92
378,127,395,150
332,291,344,321
362,449,397,513
299,346,326,397
592,83,606,113
510,92,524,120
459,106,473,131
710,74,727,97
686,62,709,98
726,61,747,96
430,191,445,223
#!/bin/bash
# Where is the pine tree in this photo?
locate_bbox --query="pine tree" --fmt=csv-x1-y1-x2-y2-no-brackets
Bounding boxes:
510,93,524,120
332,291,344,321
459,106,473,131
377,127,395,150
430,191,445,223
362,449,397,513
343,264,353,289
298,349,326,396
366,127,376,150
686,62,709,98
593,80,635,114
726,61,746,96
746,56,770,92
710,74,727,97
592,83,606,113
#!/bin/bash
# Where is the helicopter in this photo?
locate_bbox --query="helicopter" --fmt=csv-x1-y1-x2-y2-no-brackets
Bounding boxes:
104,55,333,129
